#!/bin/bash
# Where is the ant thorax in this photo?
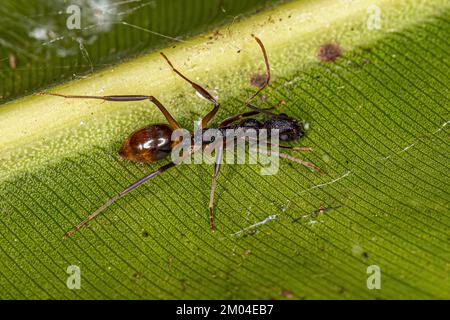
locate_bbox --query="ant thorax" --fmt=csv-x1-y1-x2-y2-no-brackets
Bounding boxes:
219,114,305,142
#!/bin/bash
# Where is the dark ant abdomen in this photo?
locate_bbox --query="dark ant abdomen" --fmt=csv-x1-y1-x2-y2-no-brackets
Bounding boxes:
119,124,174,163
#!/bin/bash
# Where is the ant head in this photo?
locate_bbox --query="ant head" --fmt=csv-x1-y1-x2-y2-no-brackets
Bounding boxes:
119,124,174,163
264,113,305,141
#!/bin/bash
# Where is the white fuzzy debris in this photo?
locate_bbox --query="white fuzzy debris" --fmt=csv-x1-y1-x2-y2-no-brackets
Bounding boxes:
383,120,449,160
431,119,449,134
283,76,301,87
232,214,279,237
29,27,50,41
299,171,351,194
76,38,94,73
280,200,291,212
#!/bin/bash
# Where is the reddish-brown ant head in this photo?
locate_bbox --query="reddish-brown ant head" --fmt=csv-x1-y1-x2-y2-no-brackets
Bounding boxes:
264,113,305,141
119,124,175,163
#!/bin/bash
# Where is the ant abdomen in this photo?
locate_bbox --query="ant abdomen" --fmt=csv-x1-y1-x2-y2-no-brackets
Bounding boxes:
119,124,174,163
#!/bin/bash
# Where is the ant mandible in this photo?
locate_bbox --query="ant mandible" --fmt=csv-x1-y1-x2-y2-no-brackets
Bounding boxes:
37,36,321,238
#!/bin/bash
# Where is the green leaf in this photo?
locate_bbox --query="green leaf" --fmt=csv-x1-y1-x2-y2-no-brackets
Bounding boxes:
0,0,449,299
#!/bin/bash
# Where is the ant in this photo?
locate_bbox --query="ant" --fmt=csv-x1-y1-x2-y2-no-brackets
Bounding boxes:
37,36,320,238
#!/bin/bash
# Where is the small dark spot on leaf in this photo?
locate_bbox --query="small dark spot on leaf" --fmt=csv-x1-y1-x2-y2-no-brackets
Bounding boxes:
250,72,266,88
318,43,343,62
142,230,149,237
133,271,144,279
281,289,294,299
212,30,223,39
362,252,369,259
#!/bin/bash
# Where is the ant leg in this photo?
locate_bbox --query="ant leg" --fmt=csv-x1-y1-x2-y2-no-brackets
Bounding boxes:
274,145,313,152
259,149,321,172
208,144,224,232
36,92,181,130
219,100,285,128
64,161,177,238
276,151,321,172
243,36,277,114
160,52,220,128
244,136,313,152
